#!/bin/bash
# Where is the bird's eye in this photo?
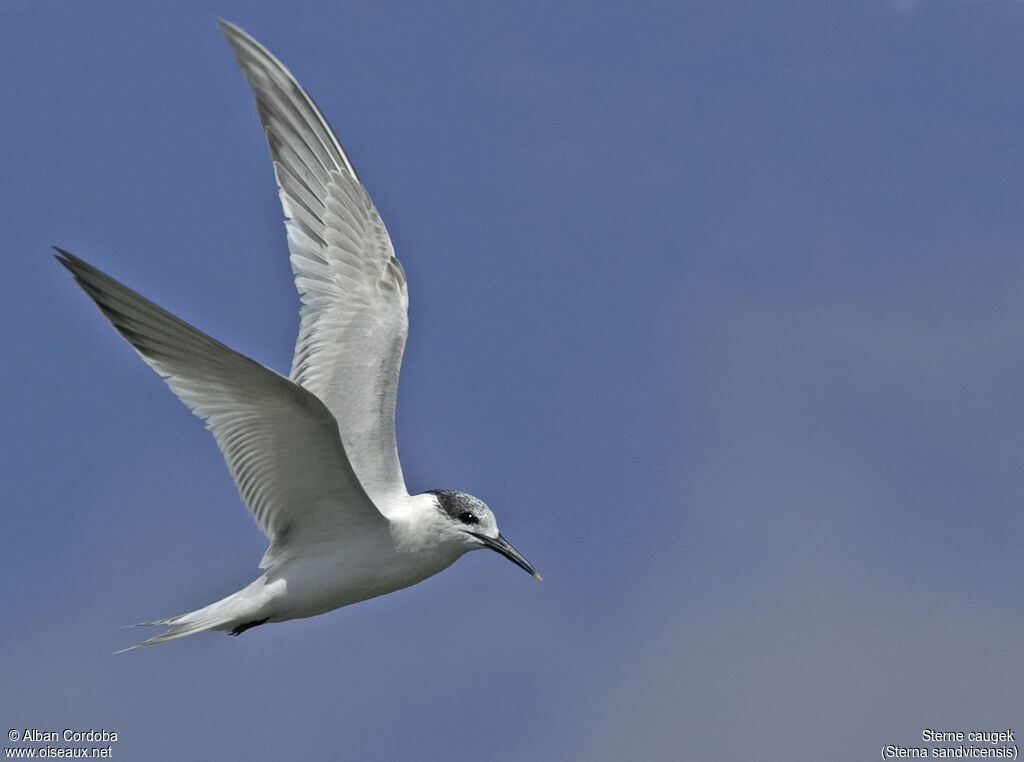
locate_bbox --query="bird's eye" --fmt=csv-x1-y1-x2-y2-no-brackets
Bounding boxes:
458,511,478,525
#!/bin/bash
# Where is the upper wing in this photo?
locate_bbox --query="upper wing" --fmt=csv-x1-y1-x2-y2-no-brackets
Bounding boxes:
218,20,410,506
55,249,387,569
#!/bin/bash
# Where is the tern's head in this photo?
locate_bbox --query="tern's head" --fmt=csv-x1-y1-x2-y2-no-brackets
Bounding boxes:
426,490,540,579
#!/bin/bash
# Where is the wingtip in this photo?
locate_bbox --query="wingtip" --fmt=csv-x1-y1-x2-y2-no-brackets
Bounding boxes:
52,248,99,282
214,17,238,36
52,246,81,273
215,18,254,52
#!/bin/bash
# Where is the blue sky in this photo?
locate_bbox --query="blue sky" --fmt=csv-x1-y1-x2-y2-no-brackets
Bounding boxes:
4,1,1024,759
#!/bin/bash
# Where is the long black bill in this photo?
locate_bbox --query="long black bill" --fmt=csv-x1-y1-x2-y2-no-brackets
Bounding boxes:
469,532,541,580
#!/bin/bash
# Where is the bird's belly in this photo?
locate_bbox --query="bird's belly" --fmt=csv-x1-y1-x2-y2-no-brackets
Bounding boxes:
266,544,460,622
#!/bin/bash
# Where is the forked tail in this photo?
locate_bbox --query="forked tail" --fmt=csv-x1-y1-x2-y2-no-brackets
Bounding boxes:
116,581,270,652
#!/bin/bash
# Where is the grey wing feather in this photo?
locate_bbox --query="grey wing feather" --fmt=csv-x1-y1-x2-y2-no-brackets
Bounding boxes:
55,249,386,568
218,20,409,506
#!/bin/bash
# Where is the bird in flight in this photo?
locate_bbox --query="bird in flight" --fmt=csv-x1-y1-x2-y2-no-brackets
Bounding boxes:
57,19,538,651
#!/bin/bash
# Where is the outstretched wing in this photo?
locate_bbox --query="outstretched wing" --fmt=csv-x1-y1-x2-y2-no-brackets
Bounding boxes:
218,20,409,506
56,249,387,568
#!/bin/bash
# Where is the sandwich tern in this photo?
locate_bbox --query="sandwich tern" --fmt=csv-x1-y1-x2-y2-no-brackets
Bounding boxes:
56,20,539,651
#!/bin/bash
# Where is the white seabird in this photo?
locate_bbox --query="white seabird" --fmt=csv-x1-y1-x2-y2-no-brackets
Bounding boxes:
56,19,538,652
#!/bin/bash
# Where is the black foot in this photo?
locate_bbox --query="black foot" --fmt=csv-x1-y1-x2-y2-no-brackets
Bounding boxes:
229,617,270,636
